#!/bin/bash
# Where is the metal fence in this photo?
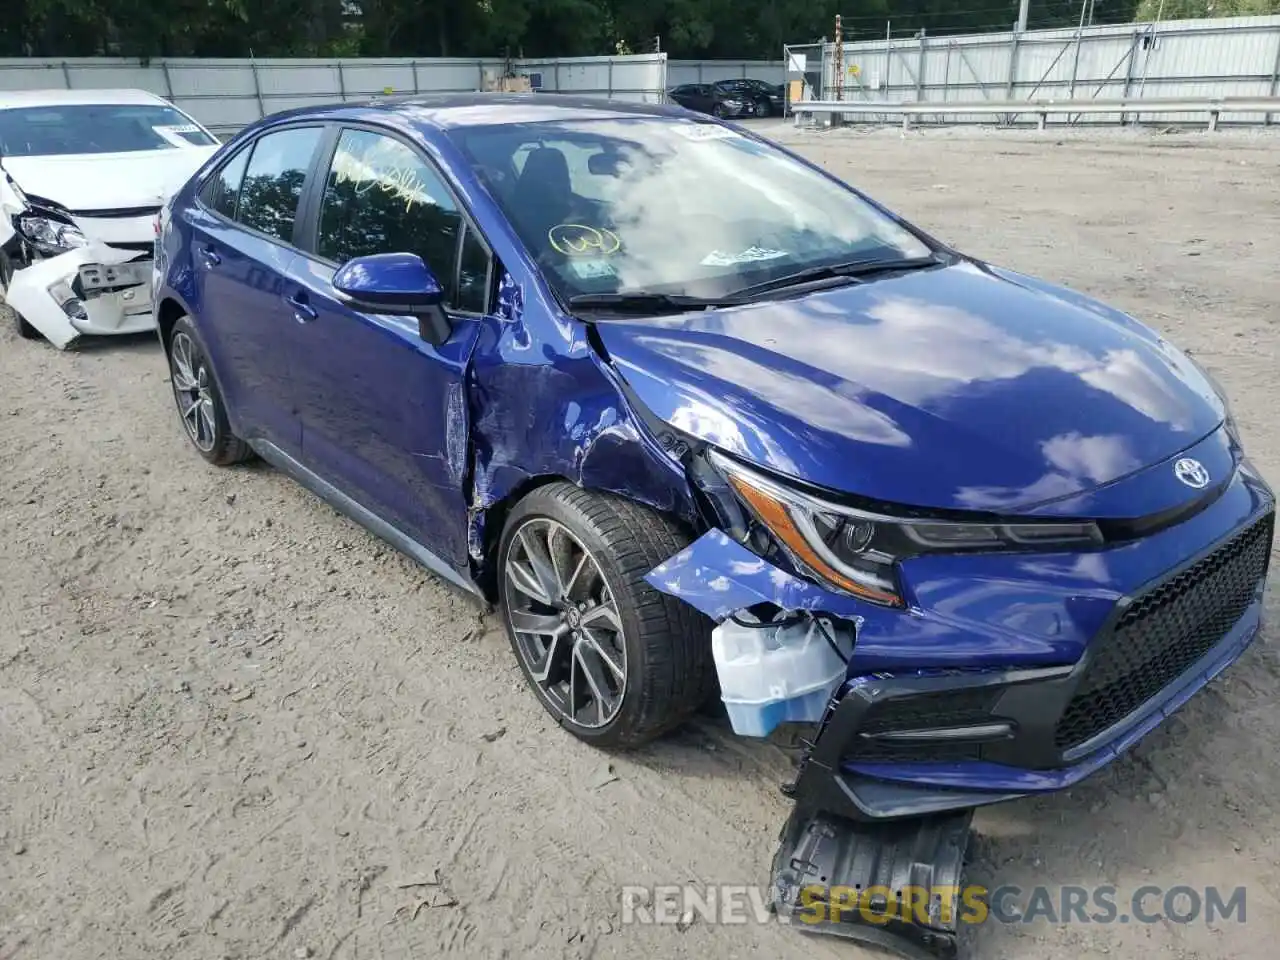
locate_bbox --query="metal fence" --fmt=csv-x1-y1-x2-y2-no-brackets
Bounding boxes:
0,53,672,136
667,59,784,86
796,13,1280,126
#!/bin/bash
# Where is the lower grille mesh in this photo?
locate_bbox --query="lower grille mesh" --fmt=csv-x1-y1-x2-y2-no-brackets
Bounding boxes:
1054,512,1274,751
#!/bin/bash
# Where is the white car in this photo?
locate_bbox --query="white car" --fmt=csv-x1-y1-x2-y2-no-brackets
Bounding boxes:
0,88,219,348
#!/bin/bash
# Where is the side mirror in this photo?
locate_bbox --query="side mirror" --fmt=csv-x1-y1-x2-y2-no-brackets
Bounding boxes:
332,252,450,344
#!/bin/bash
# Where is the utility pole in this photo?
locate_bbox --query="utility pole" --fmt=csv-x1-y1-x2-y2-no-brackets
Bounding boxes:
1016,0,1029,33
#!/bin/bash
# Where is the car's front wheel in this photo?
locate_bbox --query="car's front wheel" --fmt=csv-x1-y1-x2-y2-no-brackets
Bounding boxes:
498,483,714,748
166,315,254,466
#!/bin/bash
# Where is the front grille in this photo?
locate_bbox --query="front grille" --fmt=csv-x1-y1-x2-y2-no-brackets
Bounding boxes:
1055,512,1274,752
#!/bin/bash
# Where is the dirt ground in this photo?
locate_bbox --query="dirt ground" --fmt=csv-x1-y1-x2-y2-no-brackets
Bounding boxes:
2,122,1279,960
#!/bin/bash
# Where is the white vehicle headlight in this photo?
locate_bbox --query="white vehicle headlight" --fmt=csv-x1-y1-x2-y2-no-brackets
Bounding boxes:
711,450,1103,608
18,214,88,256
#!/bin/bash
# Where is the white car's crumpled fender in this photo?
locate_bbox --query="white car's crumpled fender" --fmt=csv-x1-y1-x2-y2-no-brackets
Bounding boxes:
5,243,144,350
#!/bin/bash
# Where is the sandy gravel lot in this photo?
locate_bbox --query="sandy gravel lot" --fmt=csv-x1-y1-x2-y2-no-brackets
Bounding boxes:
2,123,1279,960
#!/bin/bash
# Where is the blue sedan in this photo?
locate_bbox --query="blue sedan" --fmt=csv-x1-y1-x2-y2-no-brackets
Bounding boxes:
153,93,1273,841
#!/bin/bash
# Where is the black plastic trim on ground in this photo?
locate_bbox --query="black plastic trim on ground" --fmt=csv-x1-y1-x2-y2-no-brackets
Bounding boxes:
770,806,975,960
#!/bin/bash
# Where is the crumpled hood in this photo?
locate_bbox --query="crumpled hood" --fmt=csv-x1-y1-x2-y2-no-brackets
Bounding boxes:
595,260,1226,514
2,146,216,212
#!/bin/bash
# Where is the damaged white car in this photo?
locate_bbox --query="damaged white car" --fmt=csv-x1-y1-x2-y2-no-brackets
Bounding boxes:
0,89,219,348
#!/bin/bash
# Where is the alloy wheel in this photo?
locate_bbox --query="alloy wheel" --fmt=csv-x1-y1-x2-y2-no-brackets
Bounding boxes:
504,517,628,729
169,331,217,452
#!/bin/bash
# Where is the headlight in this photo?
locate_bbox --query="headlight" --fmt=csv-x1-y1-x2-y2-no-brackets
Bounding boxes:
710,451,1103,607
17,214,88,256
723,99,744,109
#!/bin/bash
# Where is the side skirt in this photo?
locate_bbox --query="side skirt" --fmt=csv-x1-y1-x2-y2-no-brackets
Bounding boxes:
250,439,487,604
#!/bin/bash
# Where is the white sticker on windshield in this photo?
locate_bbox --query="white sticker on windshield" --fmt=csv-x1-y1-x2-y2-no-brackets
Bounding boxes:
671,123,741,142
700,247,789,267
153,125,202,147
568,258,617,280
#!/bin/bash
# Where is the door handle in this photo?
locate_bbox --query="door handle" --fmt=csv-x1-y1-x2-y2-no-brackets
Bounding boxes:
286,292,318,322
198,245,221,267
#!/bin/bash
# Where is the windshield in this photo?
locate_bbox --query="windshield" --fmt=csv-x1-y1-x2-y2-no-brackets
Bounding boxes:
452,117,931,302
0,103,216,158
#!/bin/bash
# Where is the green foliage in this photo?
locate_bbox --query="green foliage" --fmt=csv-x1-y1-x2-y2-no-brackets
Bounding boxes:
0,0,1149,59
1134,0,1280,18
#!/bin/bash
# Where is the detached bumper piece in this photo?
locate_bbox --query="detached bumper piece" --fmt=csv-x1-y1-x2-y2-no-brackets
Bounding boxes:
770,806,974,960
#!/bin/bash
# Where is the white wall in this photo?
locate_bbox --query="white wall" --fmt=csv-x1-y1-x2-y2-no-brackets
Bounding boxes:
0,53,672,135
667,59,785,87
815,14,1280,126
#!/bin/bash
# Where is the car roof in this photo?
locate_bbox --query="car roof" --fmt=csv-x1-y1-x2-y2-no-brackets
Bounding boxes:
259,92,700,133
0,88,171,109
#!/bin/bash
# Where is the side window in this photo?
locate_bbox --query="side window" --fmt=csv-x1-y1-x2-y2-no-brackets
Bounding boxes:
199,146,250,220
317,128,490,312
235,126,322,243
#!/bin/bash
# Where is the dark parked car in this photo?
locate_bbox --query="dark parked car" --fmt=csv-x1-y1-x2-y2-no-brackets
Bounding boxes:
153,93,1273,954
713,77,785,115
666,81,762,118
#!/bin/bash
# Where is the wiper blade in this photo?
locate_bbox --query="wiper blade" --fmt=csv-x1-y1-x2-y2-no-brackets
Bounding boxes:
567,292,735,315
729,254,945,300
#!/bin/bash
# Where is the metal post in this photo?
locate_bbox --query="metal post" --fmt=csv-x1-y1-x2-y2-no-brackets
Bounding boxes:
412,61,420,93
477,60,485,91
741,62,747,78
249,51,266,121
916,29,926,102
608,57,614,98
337,60,346,100
160,61,175,100
1120,31,1140,124
1267,31,1280,125
943,43,951,104
884,22,891,97
554,61,561,93
697,62,703,82
1016,0,1029,33
61,61,72,89
1068,0,1087,99
833,15,843,102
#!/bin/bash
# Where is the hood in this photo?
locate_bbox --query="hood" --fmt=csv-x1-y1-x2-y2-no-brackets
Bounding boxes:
1,146,217,213
595,260,1226,514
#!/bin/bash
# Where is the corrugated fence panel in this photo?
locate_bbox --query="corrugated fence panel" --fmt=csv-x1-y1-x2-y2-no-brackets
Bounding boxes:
815,13,1280,126
667,60,785,86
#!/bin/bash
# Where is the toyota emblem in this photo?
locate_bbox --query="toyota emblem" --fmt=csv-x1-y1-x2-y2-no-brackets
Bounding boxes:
1174,457,1210,489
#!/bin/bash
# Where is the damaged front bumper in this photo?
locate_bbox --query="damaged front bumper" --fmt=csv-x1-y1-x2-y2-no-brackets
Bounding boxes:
646,472,1273,957
6,244,154,348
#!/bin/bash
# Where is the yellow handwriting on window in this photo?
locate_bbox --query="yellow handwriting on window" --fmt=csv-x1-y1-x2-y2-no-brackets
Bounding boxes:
331,137,434,214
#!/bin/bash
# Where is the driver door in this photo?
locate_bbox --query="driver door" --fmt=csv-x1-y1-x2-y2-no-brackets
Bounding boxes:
284,125,494,571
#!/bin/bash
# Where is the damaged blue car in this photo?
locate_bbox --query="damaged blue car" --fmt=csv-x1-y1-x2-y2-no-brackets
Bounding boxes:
154,93,1274,957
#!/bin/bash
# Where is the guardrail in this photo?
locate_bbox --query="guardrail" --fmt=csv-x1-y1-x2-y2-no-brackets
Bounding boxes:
791,96,1280,132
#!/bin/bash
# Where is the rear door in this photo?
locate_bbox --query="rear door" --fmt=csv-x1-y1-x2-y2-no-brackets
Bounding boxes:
188,125,326,454
283,124,494,569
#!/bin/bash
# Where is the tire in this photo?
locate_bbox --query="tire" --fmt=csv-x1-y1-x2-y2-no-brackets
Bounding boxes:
713,103,727,119
0,251,40,341
498,483,715,748
165,315,254,466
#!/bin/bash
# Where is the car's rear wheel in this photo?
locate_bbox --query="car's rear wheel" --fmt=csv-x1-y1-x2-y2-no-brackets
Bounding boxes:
498,483,714,748
0,252,40,341
166,316,254,466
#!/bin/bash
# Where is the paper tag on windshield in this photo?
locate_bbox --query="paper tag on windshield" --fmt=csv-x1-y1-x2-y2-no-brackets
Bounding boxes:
153,124,202,147
672,123,741,142
568,258,617,280
701,247,788,267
